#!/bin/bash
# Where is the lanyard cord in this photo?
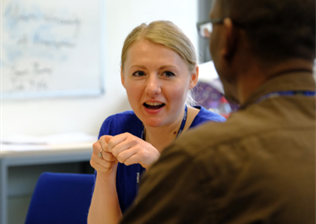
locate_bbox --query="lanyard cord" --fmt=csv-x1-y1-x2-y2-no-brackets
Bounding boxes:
256,90,316,104
137,105,188,182
141,104,188,140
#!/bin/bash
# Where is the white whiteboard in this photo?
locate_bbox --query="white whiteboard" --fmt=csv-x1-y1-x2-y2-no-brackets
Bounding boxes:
0,0,104,99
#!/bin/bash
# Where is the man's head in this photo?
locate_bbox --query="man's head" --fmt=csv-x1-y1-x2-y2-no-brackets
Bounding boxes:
208,0,315,103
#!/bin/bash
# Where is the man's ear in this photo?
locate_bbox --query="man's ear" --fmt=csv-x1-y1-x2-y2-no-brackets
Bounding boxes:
189,65,199,90
120,67,126,89
221,18,238,59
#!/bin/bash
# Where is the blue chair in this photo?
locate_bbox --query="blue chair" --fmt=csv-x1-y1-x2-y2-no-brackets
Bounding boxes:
25,172,95,224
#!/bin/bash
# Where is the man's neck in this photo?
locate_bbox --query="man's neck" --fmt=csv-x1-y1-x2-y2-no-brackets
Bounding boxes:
236,58,313,104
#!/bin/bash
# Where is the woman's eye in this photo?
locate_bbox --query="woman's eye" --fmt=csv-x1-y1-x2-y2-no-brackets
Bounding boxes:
132,71,146,77
162,71,175,77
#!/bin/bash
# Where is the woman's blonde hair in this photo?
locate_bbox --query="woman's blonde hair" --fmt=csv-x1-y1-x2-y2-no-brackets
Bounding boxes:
121,20,197,105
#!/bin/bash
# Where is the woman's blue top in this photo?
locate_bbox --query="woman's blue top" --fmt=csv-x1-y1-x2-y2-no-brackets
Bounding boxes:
95,106,225,213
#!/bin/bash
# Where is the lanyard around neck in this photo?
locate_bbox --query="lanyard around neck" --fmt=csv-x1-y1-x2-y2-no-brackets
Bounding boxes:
256,90,316,104
141,104,188,140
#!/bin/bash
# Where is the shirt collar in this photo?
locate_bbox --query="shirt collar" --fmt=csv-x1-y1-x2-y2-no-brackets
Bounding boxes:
239,72,316,110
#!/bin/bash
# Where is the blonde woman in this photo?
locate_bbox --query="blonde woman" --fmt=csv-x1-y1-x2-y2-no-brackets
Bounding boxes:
88,21,225,224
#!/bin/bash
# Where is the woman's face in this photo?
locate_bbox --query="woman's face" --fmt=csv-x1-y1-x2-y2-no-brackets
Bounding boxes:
121,39,198,128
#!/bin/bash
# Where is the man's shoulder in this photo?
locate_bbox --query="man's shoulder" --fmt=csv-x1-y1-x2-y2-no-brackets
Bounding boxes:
172,99,315,158
176,110,255,152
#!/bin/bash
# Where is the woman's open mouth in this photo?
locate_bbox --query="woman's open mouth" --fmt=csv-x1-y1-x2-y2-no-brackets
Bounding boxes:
143,102,165,110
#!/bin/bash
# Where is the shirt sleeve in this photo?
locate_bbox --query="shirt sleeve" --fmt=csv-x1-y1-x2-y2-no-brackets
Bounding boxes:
119,144,209,224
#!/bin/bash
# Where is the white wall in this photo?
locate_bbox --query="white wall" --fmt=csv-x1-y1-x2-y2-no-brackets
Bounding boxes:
1,0,198,138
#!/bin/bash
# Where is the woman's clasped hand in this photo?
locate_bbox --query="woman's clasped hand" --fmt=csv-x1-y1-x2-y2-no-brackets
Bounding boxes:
92,133,160,172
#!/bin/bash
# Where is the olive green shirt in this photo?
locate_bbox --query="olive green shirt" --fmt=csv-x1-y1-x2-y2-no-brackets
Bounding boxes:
121,72,316,224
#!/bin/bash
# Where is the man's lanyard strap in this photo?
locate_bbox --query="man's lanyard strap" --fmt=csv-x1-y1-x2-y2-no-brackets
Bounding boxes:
256,90,316,104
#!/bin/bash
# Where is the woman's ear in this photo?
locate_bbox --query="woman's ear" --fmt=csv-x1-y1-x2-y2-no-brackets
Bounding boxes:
120,66,126,89
189,65,199,90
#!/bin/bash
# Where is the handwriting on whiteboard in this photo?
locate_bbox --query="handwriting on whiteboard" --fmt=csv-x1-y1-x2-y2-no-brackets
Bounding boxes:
1,0,102,98
2,0,81,92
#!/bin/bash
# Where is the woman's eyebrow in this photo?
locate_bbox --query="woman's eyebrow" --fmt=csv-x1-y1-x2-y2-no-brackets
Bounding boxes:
129,65,178,70
159,65,178,70
129,65,147,70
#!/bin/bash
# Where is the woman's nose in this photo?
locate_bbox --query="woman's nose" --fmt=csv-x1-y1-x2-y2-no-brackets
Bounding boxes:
145,75,161,96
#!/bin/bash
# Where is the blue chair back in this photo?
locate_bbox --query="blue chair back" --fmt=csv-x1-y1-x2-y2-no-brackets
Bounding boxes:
25,172,94,224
